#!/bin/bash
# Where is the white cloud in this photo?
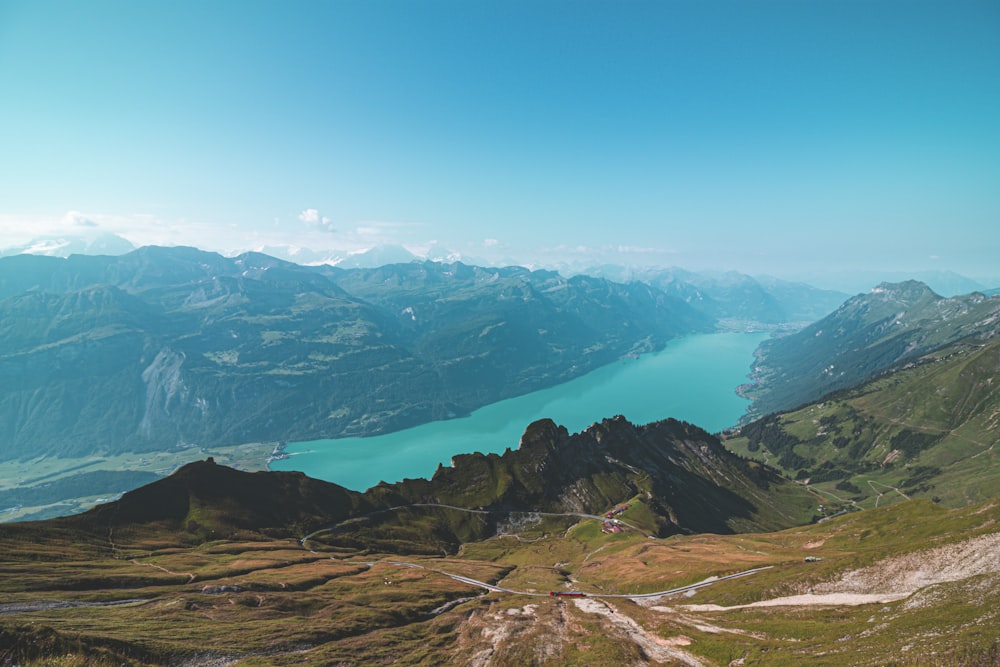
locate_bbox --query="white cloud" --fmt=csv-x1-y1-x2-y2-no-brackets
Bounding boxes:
0,210,244,253
0,211,116,247
482,238,499,247
64,210,99,227
298,208,336,233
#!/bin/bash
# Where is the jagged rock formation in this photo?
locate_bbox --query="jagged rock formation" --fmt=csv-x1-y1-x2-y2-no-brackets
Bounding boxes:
374,416,813,542
67,416,815,551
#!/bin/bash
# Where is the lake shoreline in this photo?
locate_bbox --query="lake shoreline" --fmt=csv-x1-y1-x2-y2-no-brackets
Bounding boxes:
272,332,768,492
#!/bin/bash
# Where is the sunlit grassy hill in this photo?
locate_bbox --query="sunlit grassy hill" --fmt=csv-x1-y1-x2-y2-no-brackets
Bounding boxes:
726,339,1000,509
1,465,996,666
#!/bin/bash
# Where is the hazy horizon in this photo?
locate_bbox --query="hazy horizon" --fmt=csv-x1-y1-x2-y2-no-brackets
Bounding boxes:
2,1,998,284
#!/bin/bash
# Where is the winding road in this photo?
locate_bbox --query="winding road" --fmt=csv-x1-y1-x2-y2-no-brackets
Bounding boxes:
300,501,650,545
301,502,773,600
375,559,773,600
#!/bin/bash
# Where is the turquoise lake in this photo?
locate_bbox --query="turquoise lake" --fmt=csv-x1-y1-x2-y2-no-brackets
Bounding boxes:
272,332,767,491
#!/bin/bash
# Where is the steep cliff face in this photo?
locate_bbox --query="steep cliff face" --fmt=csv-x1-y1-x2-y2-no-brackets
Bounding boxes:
138,348,189,438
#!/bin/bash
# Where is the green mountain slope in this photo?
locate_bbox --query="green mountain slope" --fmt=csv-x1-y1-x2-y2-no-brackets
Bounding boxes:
743,280,1000,417
725,339,1000,509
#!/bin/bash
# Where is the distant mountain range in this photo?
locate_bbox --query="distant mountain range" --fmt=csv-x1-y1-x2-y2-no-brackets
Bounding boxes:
4,233,994,296
783,268,995,298
0,236,853,325
0,247,710,464
254,243,452,268
0,233,136,258
600,266,849,326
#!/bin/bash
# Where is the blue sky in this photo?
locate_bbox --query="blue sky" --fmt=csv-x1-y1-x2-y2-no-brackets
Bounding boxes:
1,0,998,281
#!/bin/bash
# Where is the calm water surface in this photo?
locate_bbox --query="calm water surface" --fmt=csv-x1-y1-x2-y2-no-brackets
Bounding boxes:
272,332,766,490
